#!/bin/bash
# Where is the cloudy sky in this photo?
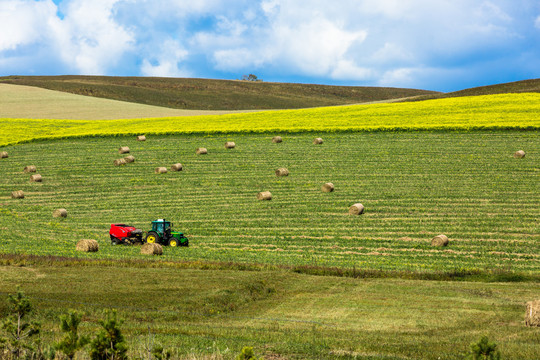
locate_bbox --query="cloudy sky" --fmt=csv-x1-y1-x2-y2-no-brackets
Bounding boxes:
1,0,539,91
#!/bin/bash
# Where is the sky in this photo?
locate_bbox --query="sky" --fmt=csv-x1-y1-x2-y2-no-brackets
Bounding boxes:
0,0,539,92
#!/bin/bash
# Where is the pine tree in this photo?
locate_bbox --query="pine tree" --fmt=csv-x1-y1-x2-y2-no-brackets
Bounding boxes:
0,288,41,358
55,310,89,359
89,310,128,360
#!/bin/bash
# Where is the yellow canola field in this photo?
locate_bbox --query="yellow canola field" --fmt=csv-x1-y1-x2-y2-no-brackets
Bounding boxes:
1,93,539,146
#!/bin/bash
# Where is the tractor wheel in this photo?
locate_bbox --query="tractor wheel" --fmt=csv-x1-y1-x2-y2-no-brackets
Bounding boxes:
145,231,159,244
168,238,178,247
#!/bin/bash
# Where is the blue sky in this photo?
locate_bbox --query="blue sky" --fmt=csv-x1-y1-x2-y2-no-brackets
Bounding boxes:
0,0,539,92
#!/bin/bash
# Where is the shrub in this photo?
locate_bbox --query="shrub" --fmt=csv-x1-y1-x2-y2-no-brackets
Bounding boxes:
469,336,501,360
236,346,261,360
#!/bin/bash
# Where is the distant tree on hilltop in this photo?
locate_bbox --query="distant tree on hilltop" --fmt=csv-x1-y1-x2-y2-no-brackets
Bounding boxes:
241,74,262,81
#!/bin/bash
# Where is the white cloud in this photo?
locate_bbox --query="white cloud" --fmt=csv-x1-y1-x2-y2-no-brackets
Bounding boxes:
0,1,57,51
53,0,134,74
535,15,540,29
140,39,191,77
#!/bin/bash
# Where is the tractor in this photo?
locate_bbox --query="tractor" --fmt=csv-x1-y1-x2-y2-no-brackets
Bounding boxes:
145,219,189,247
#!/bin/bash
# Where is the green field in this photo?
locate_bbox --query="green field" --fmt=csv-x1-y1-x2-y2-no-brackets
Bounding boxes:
1,260,539,360
1,132,538,277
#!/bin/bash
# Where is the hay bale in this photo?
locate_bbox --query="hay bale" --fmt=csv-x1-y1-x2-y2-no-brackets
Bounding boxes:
155,167,167,174
514,150,526,158
113,158,127,166
525,300,540,327
196,147,208,155
272,136,283,143
124,155,135,163
171,163,183,171
118,146,130,154
53,208,67,218
141,243,163,255
321,182,334,192
225,141,236,149
257,191,272,200
76,239,99,252
275,168,289,177
137,135,146,141
313,138,323,145
0,151,8,158
11,190,24,199
30,174,42,182
431,234,449,247
349,203,364,215
23,165,37,173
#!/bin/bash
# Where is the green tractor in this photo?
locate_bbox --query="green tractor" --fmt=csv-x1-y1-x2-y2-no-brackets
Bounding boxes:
144,219,189,247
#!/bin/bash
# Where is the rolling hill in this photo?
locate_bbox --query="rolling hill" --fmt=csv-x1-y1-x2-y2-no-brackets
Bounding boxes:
0,75,438,110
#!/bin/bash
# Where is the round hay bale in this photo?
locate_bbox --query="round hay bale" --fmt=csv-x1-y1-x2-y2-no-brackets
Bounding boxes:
118,146,130,154
349,203,364,215
431,234,449,247
196,147,208,155
23,165,37,173
124,155,135,163
155,167,168,174
225,141,236,149
257,191,272,200
30,174,42,182
514,150,526,158
11,190,24,199
313,138,323,145
275,168,289,177
321,182,334,192
272,136,283,143
0,151,8,158
53,208,67,218
137,135,146,141
76,239,99,252
113,158,127,166
141,243,163,255
525,300,540,327
171,163,183,171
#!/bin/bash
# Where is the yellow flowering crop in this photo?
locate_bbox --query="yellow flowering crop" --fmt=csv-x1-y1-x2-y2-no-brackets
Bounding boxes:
1,93,539,147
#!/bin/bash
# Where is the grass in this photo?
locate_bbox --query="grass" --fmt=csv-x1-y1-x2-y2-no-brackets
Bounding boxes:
0,75,438,110
0,260,539,359
1,93,539,147
0,83,258,120
0,132,538,277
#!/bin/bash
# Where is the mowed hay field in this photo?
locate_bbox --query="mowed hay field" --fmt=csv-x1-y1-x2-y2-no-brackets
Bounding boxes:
0,132,538,275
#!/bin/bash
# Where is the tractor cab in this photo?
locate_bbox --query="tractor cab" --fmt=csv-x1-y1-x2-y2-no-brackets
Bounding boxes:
152,219,171,235
145,219,188,247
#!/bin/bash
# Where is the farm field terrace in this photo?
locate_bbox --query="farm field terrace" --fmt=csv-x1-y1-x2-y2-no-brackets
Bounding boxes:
0,131,538,276
1,93,539,147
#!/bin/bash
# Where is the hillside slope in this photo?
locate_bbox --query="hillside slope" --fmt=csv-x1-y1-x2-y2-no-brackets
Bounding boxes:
0,75,438,110
408,78,540,101
0,84,259,120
